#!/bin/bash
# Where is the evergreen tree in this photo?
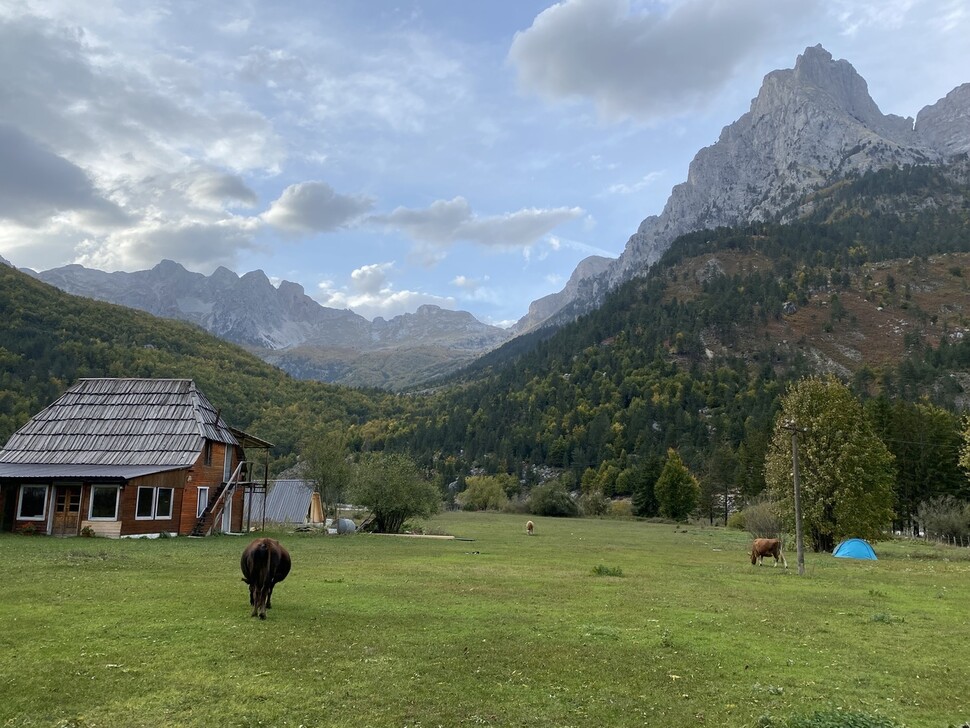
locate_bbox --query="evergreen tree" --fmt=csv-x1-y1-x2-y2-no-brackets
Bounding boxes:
654,449,700,522
866,399,966,533
630,455,663,517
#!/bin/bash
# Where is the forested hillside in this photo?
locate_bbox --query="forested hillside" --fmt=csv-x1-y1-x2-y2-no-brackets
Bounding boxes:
380,163,970,513
0,264,404,472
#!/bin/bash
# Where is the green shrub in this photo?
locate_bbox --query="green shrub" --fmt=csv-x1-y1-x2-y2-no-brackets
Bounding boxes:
456,475,510,511
743,497,783,538
591,565,623,577
501,496,530,514
917,495,970,540
527,480,579,518
609,499,634,519
727,511,746,530
578,489,611,517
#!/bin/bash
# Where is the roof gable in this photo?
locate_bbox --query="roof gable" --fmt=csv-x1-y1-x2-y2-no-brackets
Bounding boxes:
0,378,238,469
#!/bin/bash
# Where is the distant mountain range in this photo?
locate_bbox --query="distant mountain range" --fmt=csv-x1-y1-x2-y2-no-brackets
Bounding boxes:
29,260,510,390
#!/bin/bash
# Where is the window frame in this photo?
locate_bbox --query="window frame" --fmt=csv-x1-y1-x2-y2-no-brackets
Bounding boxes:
155,488,173,520
88,485,120,521
135,486,175,520
223,444,233,482
17,484,49,521
196,486,209,518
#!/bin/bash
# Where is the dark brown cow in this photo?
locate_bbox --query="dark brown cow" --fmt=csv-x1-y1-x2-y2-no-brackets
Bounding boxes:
750,538,788,568
241,537,291,619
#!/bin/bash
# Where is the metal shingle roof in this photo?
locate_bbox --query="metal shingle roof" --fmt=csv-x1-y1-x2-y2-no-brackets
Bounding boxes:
0,378,239,471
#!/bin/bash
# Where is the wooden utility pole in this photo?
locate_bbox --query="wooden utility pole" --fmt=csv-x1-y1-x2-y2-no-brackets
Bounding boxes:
785,421,807,575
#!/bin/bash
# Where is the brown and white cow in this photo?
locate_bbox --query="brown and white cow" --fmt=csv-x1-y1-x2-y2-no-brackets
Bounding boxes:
750,538,788,568
241,537,291,619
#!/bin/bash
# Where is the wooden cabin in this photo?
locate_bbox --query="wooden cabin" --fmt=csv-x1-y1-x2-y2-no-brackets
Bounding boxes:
0,378,271,538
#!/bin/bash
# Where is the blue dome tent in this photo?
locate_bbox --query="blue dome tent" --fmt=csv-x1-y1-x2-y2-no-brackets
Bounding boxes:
833,538,877,560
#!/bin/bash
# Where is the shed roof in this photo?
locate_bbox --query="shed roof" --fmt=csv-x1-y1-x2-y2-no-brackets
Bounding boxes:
0,378,238,473
247,480,315,524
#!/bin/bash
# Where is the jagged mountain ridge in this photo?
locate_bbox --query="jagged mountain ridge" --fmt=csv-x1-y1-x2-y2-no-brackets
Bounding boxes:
33,260,510,389
518,44,970,332
510,255,612,335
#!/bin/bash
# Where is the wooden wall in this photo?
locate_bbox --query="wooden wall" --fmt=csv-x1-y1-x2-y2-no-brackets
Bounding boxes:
118,470,189,537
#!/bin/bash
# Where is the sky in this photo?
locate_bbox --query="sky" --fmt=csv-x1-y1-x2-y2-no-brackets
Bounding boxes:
1,1,969,327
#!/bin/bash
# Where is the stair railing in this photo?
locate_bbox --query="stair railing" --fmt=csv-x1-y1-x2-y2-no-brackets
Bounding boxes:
190,460,250,537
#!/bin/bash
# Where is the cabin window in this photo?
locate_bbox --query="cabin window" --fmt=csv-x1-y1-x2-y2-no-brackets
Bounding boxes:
203,441,213,466
136,486,175,520
223,444,233,482
196,487,209,518
89,486,120,520
17,485,48,520
156,488,173,519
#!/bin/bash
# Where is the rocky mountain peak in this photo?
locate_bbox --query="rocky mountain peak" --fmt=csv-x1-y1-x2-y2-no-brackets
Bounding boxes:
512,255,612,334
916,83,970,156
415,304,443,316
529,45,968,328
210,266,239,285
154,259,187,274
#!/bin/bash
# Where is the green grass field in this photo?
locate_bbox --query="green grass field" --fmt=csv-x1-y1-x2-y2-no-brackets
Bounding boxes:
2,512,968,727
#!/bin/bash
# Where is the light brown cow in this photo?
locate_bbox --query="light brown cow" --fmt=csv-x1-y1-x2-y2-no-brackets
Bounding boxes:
526,520,535,536
750,538,788,568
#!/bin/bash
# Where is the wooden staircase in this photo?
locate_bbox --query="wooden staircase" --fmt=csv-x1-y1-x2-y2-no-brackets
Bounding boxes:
189,461,263,537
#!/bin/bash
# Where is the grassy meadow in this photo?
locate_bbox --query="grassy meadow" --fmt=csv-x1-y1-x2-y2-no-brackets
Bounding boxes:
1,512,969,728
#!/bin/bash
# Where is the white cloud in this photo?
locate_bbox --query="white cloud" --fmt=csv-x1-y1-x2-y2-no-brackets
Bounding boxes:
316,261,455,319
371,196,584,264
185,170,259,208
603,171,665,196
76,217,260,273
301,31,470,135
0,11,284,273
351,262,393,295
452,275,474,290
452,274,488,291
238,46,309,86
450,273,501,304
509,0,820,121
545,273,564,286
0,124,127,228
263,181,375,234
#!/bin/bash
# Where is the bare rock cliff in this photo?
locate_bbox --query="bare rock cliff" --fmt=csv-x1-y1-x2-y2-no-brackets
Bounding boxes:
530,45,970,327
